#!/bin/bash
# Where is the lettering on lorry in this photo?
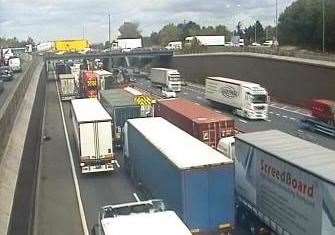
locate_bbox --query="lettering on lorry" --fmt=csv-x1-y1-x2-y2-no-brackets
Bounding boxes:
260,159,315,201
220,85,239,99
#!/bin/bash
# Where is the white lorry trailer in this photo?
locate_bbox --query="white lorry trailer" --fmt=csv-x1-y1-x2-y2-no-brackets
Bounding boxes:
8,57,21,72
185,36,225,46
59,74,77,100
150,68,181,92
234,130,335,235
71,98,118,173
92,199,192,235
114,38,142,51
205,77,268,120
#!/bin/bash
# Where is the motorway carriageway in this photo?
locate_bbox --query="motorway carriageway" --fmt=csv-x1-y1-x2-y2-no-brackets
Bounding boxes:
134,76,335,151
34,69,251,235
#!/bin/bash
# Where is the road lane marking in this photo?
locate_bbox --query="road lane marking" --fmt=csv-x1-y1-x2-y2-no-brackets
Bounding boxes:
115,161,120,168
276,113,280,116
290,117,296,121
283,115,288,118
238,119,248,124
55,76,89,235
269,111,274,114
266,119,271,122
269,104,312,117
215,110,222,113
133,193,141,202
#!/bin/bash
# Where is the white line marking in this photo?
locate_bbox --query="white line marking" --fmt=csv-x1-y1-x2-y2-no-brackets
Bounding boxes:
283,115,288,118
276,113,280,116
266,119,271,122
115,161,120,168
238,119,248,124
133,193,141,202
215,110,222,113
55,74,89,235
269,104,312,117
290,117,296,121
269,111,274,114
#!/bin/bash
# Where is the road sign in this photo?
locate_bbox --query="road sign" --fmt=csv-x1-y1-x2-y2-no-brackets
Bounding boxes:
134,95,154,107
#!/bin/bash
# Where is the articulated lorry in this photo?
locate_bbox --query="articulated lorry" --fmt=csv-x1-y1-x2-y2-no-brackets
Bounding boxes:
234,130,335,235
300,99,335,137
71,98,118,173
92,199,192,235
205,77,268,120
59,74,77,101
150,68,182,92
124,117,235,233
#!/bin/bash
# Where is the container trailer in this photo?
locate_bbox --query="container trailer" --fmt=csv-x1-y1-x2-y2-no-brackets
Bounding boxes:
154,98,235,148
185,36,225,46
100,89,142,147
234,130,335,235
59,74,77,101
124,117,235,233
205,77,268,120
150,68,182,92
70,98,117,173
92,200,192,235
300,99,335,137
93,69,114,90
80,70,99,98
8,57,21,72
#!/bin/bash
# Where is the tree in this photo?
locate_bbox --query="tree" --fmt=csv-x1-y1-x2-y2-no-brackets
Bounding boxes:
118,22,141,39
264,26,276,40
235,21,244,38
150,32,159,46
278,0,335,50
158,23,181,46
243,21,265,44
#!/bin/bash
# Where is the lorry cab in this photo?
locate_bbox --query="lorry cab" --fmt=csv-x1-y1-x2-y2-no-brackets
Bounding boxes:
166,69,182,92
241,85,268,120
217,137,235,160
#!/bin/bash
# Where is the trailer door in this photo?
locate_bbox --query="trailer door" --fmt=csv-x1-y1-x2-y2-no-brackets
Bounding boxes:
79,123,96,158
97,121,113,158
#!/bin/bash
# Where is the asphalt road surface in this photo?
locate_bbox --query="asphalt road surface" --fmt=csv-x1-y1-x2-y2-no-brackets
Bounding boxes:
133,76,335,150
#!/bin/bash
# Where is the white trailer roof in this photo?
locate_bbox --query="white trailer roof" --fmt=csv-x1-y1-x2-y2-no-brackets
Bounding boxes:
93,69,113,76
128,117,233,169
207,76,261,89
124,86,142,96
71,98,112,123
101,211,192,235
236,130,335,184
58,74,74,79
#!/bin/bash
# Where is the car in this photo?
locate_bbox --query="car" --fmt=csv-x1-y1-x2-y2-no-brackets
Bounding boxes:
262,40,274,47
224,42,233,47
250,42,261,47
162,87,176,98
0,66,14,81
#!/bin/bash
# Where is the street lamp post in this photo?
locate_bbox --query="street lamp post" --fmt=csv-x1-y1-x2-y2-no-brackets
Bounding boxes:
322,0,325,52
275,0,278,42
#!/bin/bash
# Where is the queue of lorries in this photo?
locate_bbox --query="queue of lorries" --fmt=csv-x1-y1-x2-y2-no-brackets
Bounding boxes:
0,50,22,94
54,61,335,235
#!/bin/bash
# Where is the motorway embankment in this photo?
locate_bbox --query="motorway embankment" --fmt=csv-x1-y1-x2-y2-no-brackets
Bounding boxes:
170,52,335,106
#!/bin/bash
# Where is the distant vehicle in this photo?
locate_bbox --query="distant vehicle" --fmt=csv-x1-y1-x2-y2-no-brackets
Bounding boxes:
25,44,33,53
231,36,245,47
300,99,335,137
161,87,176,98
224,42,233,47
54,39,90,54
0,66,14,81
59,74,77,101
92,199,192,235
262,40,274,47
36,42,54,52
8,57,21,72
234,130,335,235
155,98,235,148
150,68,181,92
165,41,182,50
70,98,117,174
124,118,235,233
185,35,225,46
93,69,114,90
250,42,261,47
205,77,268,120
113,38,142,51
2,48,14,61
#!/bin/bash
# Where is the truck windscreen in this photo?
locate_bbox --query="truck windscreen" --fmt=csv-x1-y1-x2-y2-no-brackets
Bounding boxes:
252,95,267,104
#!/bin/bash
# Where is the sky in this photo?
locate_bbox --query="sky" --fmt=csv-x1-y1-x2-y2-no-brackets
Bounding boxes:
0,0,295,43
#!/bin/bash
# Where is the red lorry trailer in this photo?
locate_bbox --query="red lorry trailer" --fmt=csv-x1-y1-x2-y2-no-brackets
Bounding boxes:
300,99,335,137
154,98,235,148
80,70,99,98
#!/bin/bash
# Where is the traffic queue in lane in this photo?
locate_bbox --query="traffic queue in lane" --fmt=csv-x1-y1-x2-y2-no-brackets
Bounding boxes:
54,61,335,235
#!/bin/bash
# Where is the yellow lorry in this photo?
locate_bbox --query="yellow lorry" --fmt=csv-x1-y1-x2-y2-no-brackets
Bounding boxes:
54,39,90,54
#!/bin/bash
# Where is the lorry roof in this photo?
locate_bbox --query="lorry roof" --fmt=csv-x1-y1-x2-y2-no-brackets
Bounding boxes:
207,76,262,88
101,211,191,235
152,68,178,72
100,89,137,107
236,130,335,184
71,98,112,123
93,69,113,76
58,74,74,79
158,98,233,123
313,99,335,106
128,117,233,169
124,86,143,96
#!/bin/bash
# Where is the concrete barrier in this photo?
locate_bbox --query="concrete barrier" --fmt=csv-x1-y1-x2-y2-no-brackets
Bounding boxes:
0,56,45,235
170,53,335,106
0,56,37,159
